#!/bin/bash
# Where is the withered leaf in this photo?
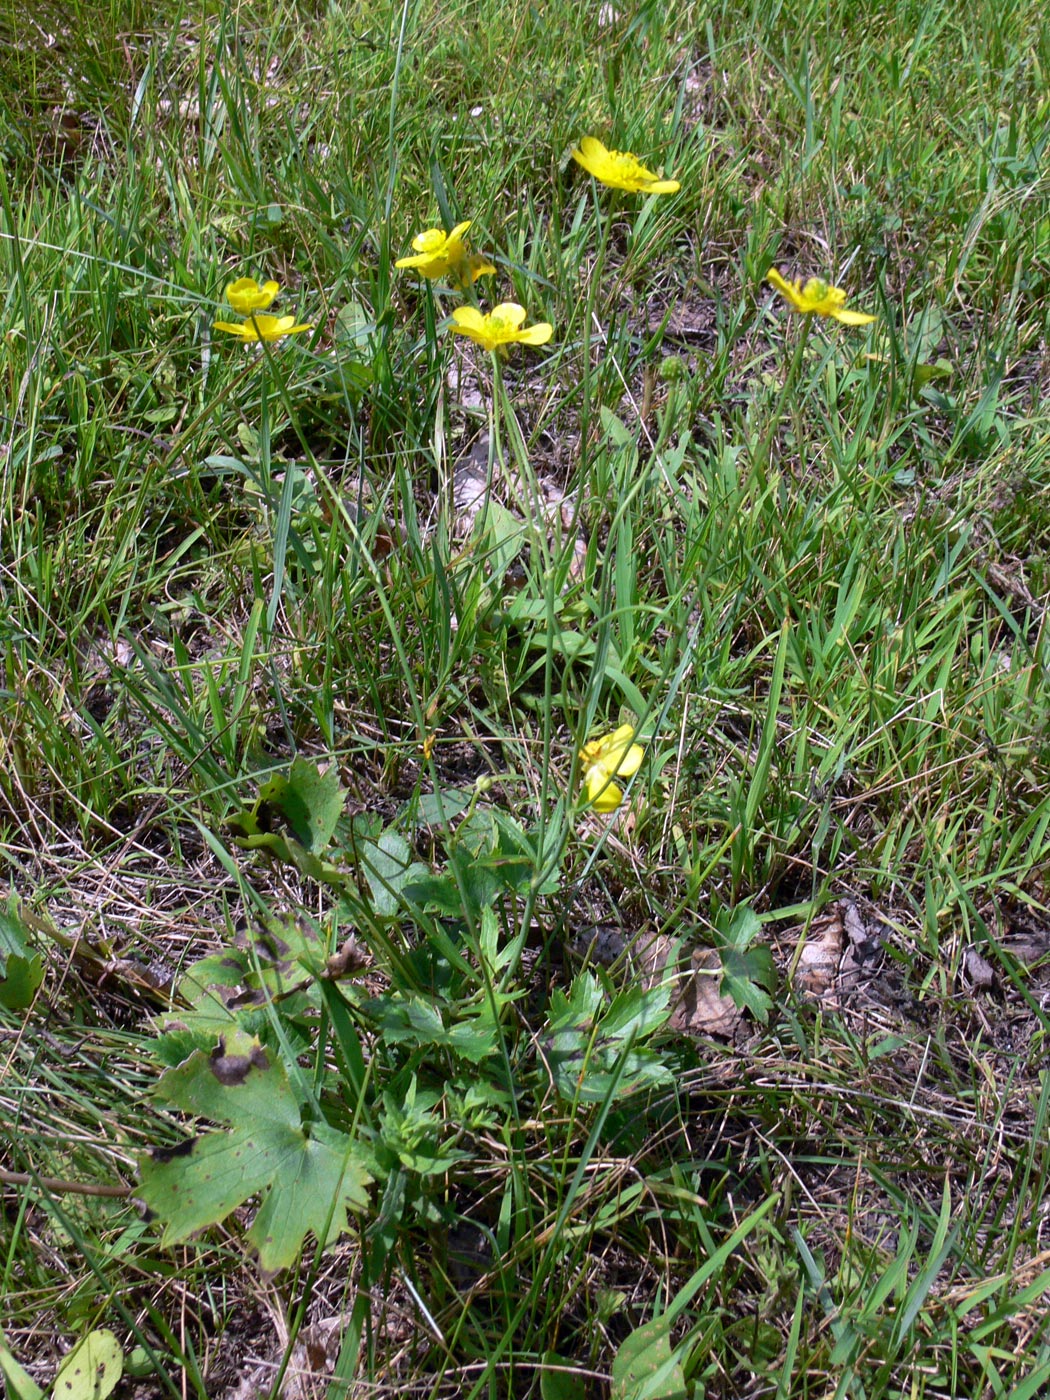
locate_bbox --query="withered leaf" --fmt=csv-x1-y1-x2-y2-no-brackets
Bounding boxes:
962,946,997,991
323,937,370,980
638,934,745,1040
793,909,845,1000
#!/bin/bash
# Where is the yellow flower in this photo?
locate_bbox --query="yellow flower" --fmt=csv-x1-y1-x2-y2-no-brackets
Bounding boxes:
449,302,553,352
571,136,680,195
395,221,495,284
580,724,645,814
213,314,314,342
766,269,876,325
225,277,280,314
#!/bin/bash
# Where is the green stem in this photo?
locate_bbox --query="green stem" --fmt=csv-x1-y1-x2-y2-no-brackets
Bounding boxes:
754,314,814,483
579,181,616,474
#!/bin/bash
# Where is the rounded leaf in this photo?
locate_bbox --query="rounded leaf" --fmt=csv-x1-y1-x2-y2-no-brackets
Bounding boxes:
53,1331,123,1400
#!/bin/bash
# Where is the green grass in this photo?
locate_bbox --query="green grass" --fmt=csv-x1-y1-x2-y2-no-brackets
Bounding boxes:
2,0,1050,1395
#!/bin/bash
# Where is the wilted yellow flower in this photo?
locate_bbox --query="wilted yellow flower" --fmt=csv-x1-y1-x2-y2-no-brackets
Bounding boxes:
580,724,645,813
213,314,314,342
571,136,680,195
449,302,553,353
766,269,876,325
225,277,280,314
395,221,495,284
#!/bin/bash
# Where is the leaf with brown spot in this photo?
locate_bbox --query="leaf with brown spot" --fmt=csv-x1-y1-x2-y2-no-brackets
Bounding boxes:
210,1035,270,1085
53,1330,123,1400
138,1030,372,1271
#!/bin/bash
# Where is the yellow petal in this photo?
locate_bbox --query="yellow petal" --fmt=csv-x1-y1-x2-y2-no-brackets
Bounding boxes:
831,308,877,325
573,136,608,166
491,302,528,328
411,227,446,254
226,277,280,314
578,136,609,159
584,725,644,776
571,136,608,180
252,314,313,340
512,321,553,345
450,306,486,334
395,252,446,274
604,729,644,777
592,723,636,757
590,780,624,814
643,178,680,194
447,220,472,243
766,268,804,310
583,761,623,813
616,743,645,779
457,255,496,286
629,158,660,183
214,314,312,342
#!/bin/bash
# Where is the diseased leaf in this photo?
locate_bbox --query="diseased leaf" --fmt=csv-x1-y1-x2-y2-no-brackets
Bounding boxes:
53,1330,123,1400
610,1314,687,1400
153,915,326,1059
138,1031,371,1272
792,908,845,1000
962,945,996,991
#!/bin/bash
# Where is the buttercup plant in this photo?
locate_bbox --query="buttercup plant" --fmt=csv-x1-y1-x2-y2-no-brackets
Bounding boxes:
766,268,876,325
224,277,280,314
395,221,495,285
213,313,315,342
449,302,553,354
580,725,645,813
9,4,1049,1395
214,275,313,342
571,135,680,195
754,265,878,479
